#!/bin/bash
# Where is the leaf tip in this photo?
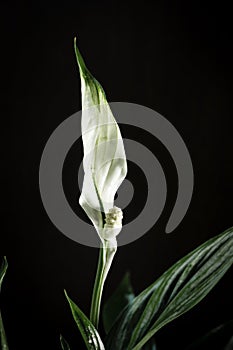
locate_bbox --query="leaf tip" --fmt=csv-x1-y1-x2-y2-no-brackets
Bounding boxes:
1,256,8,273
64,289,71,304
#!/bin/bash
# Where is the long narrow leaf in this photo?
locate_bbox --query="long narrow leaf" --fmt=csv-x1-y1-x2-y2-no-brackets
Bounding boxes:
225,335,233,350
185,319,233,349
0,257,8,291
65,291,105,350
105,227,233,350
0,257,9,350
143,338,157,350
60,335,71,350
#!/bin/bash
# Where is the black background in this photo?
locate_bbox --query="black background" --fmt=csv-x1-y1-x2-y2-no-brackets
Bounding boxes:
2,1,233,349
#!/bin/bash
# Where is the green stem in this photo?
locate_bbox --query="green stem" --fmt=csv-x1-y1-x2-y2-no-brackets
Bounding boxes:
90,243,105,328
90,240,117,329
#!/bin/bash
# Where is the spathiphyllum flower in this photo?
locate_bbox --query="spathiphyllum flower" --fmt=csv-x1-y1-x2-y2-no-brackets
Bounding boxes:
74,38,127,245
102,206,123,240
74,38,127,329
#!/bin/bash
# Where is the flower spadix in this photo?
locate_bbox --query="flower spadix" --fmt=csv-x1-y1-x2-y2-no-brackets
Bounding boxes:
74,38,127,243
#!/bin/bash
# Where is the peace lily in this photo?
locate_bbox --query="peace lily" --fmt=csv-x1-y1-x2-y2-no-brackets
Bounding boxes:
74,39,127,244
74,38,127,328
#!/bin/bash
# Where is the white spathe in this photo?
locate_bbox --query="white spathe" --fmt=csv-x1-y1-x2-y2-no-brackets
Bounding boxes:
75,39,127,243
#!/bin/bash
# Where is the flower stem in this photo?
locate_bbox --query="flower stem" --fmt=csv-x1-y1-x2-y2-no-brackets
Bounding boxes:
90,244,105,328
90,240,117,329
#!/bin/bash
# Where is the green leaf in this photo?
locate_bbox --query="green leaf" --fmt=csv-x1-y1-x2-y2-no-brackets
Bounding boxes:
65,290,105,350
0,313,8,350
185,319,233,349
60,335,71,350
0,257,9,350
105,227,233,350
0,257,8,292
143,338,157,350
103,272,135,334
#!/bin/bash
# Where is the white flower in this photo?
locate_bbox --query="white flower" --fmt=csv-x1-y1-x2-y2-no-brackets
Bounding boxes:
74,39,127,243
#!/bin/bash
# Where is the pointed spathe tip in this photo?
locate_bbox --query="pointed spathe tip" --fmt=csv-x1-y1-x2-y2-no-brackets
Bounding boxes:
74,36,88,76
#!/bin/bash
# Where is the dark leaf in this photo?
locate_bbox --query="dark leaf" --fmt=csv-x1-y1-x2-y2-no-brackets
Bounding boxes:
0,257,9,350
143,338,157,350
103,272,134,334
0,257,8,291
185,319,233,349
60,335,71,350
225,335,233,350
